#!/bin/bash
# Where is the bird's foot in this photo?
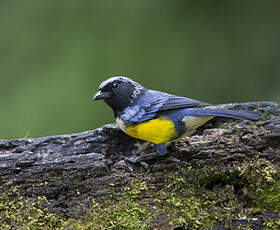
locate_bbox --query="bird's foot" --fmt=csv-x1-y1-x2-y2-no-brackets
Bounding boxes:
126,143,168,166
126,156,149,168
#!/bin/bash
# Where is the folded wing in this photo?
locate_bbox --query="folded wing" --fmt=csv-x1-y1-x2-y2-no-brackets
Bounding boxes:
121,90,209,123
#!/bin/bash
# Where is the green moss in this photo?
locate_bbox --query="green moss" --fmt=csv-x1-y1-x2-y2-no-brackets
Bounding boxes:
154,157,280,229
264,218,280,230
0,181,153,230
238,157,280,212
63,180,154,230
1,158,279,229
155,175,218,229
0,186,63,230
154,167,242,229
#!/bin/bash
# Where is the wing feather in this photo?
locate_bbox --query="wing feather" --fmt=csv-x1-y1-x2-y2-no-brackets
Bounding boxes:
121,90,209,123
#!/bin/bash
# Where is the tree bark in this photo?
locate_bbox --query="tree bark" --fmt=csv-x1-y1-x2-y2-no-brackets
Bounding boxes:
0,101,279,227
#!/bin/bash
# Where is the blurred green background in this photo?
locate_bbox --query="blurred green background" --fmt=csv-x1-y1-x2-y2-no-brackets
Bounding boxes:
0,1,279,139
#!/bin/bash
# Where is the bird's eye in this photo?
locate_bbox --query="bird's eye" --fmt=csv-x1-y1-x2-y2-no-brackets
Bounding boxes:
112,81,118,89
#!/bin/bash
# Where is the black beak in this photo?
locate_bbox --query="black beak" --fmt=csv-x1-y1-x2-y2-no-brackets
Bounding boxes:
93,91,109,100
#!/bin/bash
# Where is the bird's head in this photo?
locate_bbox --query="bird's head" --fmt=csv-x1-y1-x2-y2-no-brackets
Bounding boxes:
93,76,145,112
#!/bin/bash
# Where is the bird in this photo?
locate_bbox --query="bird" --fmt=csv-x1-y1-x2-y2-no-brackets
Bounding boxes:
93,76,261,164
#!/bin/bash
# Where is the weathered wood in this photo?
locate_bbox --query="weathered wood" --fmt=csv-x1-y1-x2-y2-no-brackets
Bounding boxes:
0,101,279,228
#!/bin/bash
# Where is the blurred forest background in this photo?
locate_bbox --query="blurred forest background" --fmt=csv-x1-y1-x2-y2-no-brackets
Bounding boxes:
0,1,279,139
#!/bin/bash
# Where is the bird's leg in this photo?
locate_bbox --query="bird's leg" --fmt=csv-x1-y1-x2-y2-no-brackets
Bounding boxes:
126,143,168,164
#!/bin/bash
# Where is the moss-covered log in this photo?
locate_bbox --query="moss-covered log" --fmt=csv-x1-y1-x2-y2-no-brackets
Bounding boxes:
0,101,279,229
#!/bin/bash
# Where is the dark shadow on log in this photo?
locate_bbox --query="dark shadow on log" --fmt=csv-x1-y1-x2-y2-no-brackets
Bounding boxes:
0,101,279,228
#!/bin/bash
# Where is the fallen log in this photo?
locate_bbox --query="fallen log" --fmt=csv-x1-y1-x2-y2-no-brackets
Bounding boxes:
0,101,279,229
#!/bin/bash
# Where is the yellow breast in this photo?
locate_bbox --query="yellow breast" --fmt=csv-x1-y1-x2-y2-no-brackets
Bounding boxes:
116,117,176,144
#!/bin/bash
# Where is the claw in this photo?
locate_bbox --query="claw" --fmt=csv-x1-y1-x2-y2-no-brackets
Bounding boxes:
125,143,168,166
126,156,139,164
125,157,149,168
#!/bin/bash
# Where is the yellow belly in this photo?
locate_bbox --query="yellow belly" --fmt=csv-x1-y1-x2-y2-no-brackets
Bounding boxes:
116,117,176,144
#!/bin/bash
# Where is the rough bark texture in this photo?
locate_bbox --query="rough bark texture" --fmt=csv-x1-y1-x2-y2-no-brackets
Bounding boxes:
0,101,279,228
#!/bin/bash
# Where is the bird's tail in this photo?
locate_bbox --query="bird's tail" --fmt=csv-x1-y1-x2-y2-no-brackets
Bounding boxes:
185,108,262,121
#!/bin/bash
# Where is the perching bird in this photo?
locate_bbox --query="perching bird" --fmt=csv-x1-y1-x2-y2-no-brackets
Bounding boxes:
93,76,261,163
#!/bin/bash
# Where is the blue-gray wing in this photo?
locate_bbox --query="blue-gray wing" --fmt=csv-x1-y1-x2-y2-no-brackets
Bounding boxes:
121,90,209,123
